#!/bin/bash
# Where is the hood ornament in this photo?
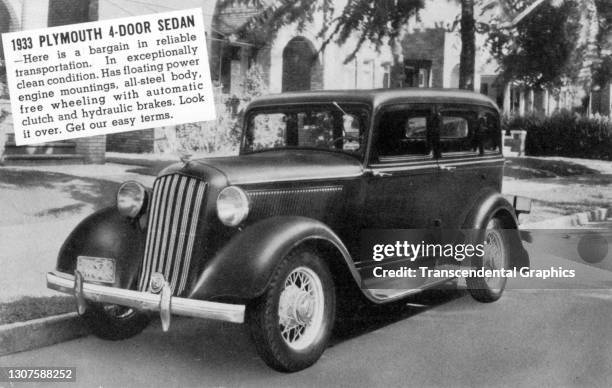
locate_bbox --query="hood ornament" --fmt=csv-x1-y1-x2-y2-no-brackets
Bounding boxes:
179,151,193,165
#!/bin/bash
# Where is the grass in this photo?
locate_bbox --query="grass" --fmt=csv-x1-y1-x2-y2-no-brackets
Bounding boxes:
0,296,75,325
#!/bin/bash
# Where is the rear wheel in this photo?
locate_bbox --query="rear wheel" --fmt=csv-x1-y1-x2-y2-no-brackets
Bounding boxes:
467,218,508,303
247,248,335,372
81,303,150,340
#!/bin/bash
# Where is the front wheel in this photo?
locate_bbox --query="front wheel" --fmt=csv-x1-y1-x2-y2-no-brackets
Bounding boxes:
467,218,509,303
247,248,335,372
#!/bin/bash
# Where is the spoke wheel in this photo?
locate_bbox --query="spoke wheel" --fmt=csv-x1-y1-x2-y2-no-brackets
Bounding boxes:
467,218,509,303
483,227,506,292
278,266,325,350
247,248,335,372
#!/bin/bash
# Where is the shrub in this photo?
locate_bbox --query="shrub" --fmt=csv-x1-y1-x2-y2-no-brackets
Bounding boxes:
503,112,612,160
162,65,268,156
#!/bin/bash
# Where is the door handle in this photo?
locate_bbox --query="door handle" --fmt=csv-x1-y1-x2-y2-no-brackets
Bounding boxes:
438,165,456,172
370,170,392,177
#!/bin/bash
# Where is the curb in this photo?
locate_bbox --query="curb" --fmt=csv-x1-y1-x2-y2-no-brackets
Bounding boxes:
0,312,88,357
106,155,170,168
521,207,610,229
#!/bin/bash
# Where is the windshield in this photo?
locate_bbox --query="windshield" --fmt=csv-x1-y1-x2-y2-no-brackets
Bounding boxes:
242,104,369,157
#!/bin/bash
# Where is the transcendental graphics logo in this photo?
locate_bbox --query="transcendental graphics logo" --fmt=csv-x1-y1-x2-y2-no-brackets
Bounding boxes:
371,265,575,280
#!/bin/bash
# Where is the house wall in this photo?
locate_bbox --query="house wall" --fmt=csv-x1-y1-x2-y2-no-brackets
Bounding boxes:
591,84,612,116
0,0,107,163
266,4,393,94
47,0,89,26
0,0,52,37
402,28,446,88
49,0,106,163
106,130,155,154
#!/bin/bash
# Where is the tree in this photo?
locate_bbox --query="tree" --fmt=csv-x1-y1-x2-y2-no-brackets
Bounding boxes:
224,0,461,88
483,0,586,90
224,0,496,91
592,0,612,89
459,0,476,90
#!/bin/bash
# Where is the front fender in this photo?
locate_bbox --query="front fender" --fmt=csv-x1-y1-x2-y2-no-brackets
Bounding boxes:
56,206,146,290
463,190,529,269
188,216,359,301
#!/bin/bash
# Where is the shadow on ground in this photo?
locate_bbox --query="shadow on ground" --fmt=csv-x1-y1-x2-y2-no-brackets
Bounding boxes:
0,169,120,222
504,157,599,179
331,286,465,344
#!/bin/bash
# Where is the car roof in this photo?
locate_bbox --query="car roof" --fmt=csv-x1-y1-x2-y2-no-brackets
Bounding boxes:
247,88,499,112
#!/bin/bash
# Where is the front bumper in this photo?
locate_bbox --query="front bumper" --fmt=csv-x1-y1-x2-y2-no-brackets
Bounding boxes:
47,271,245,330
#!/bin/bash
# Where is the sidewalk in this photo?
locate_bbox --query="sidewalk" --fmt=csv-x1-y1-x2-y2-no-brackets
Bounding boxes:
0,163,154,303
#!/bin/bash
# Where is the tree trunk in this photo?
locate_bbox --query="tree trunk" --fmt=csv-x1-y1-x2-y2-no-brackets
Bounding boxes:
390,34,406,88
459,0,476,90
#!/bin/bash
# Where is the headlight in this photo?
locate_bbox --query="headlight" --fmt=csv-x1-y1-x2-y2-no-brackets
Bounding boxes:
117,181,147,218
217,186,249,226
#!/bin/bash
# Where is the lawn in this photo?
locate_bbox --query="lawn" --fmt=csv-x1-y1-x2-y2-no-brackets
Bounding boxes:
503,157,612,224
0,296,75,325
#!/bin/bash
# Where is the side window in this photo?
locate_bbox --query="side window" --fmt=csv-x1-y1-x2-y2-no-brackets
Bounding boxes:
439,110,477,155
376,107,431,161
480,111,501,154
438,108,501,157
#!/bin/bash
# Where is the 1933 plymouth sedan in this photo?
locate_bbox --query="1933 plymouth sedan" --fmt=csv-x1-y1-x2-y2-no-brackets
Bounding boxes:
47,89,530,372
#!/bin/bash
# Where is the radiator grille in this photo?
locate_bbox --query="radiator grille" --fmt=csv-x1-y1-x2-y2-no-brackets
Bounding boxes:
138,174,207,296
246,186,343,220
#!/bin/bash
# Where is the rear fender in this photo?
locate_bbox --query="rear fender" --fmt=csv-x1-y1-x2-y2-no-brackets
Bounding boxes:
462,191,529,269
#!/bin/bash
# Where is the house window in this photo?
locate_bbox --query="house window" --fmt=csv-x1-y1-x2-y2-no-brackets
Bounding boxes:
480,82,489,96
220,45,242,94
382,63,391,89
358,60,375,89
418,68,428,88
404,60,431,88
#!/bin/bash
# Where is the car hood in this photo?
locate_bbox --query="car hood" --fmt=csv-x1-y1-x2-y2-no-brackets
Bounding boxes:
162,150,363,185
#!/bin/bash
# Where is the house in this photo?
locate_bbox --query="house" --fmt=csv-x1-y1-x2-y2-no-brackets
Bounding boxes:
0,0,104,164
2,0,609,162
95,0,395,154
589,0,612,117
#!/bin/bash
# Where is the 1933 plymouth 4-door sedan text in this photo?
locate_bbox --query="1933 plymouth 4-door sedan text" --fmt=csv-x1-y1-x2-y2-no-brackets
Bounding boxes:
47,89,530,372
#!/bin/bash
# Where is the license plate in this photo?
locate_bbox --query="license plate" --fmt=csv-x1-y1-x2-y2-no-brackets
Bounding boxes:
76,256,115,284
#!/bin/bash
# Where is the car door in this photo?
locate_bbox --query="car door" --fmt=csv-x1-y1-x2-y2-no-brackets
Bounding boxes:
358,103,442,294
435,104,504,229
432,104,504,276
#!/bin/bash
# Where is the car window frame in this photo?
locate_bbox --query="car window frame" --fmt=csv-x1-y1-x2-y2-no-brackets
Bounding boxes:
240,102,372,160
437,103,502,160
368,103,437,166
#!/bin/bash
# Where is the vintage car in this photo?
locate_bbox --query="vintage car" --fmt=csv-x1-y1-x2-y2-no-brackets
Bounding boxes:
47,89,530,372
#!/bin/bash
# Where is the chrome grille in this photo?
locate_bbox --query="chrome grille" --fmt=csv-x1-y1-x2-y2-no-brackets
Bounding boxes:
138,174,207,296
